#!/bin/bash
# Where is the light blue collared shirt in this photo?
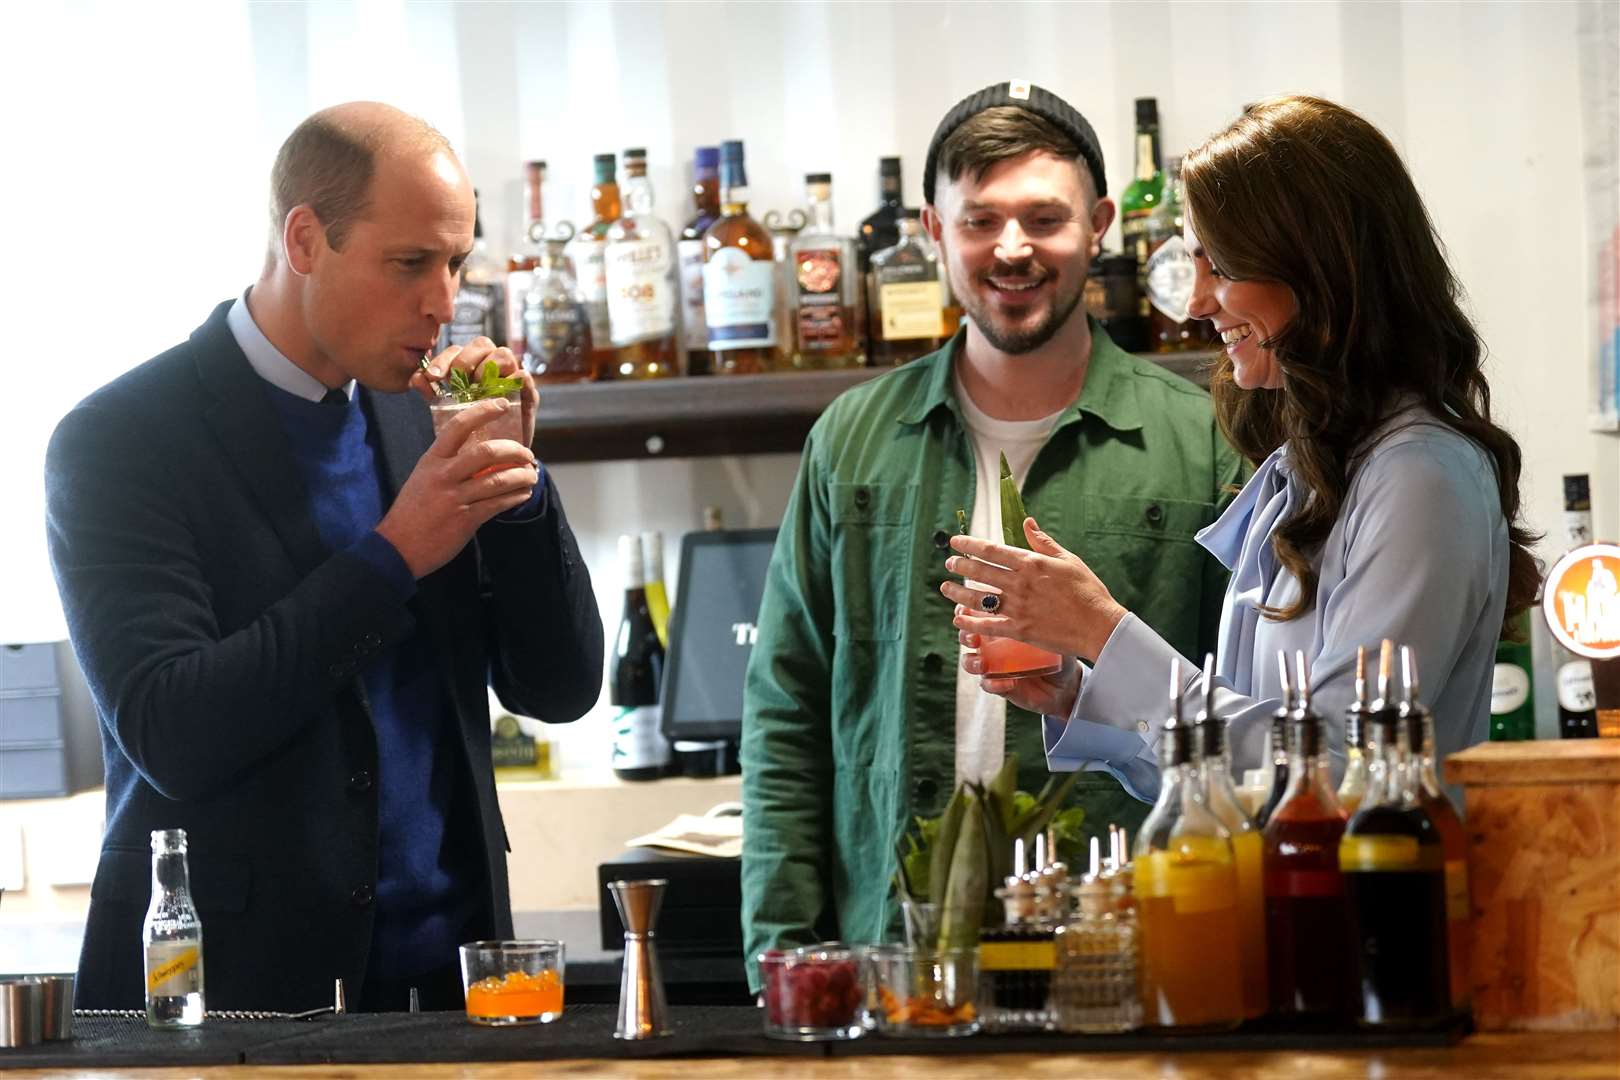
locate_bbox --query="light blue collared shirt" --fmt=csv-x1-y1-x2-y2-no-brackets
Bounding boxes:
227,292,355,404
1044,402,1511,803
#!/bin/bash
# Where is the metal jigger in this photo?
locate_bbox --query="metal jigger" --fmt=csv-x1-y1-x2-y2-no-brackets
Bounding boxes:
608,878,672,1040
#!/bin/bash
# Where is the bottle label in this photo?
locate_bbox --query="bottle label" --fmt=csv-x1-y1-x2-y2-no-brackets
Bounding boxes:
878,280,945,340
612,705,670,770
1145,235,1195,323
1563,510,1593,547
677,238,709,351
605,239,675,345
445,282,502,350
978,939,1057,971
505,270,534,353
1338,835,1439,872
1556,660,1596,713
568,237,612,345
146,942,202,996
703,248,777,350
1490,662,1531,714
1263,867,1344,898
524,295,590,368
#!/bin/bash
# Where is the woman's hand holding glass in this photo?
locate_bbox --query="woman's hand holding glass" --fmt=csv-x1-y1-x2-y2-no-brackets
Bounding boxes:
942,516,1129,718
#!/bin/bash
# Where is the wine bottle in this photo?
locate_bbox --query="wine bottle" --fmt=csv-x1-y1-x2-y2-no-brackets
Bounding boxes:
611,534,669,781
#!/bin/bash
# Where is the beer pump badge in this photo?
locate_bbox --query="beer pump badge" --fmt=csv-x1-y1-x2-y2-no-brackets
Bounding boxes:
1543,542,1620,660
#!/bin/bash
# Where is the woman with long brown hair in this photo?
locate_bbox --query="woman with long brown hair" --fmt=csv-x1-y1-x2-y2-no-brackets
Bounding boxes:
942,95,1538,799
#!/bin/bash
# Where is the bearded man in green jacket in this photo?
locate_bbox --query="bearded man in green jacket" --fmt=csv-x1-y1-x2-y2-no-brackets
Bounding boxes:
740,82,1245,990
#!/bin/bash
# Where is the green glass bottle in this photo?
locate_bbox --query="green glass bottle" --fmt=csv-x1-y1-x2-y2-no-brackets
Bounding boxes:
1489,610,1535,741
1119,97,1166,316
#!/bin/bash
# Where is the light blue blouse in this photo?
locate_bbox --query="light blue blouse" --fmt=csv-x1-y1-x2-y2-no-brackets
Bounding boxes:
1045,402,1511,803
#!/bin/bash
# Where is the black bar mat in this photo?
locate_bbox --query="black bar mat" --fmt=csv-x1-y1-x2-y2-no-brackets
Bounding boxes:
836,1010,1473,1056
0,1007,1471,1069
0,1015,311,1069
245,1006,820,1064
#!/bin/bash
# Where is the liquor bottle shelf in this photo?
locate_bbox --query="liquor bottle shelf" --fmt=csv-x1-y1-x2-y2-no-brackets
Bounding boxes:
534,350,1220,464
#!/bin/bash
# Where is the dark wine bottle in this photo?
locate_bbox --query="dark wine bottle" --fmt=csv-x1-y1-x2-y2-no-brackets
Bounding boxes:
611,534,669,781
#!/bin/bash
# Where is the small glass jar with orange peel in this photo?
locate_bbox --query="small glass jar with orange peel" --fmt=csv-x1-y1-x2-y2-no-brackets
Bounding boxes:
458,940,565,1025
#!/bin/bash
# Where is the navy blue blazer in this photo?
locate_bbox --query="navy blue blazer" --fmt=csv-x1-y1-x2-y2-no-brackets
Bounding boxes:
45,301,604,1011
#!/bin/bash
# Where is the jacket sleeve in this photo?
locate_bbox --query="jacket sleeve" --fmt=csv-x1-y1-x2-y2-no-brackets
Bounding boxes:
739,425,837,993
477,468,604,724
44,401,417,803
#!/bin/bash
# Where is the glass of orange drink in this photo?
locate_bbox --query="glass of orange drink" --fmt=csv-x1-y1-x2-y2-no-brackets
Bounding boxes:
459,940,565,1025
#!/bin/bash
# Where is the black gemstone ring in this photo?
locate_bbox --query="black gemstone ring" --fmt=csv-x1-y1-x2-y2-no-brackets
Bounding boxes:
980,594,1001,613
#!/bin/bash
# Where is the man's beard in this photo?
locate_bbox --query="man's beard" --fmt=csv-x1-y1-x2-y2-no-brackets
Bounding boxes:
956,264,1086,355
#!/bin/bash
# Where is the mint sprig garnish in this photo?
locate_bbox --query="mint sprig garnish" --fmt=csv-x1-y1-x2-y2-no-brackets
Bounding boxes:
446,359,524,404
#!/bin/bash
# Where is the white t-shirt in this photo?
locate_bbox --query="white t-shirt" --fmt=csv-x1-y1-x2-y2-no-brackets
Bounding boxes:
952,370,1064,787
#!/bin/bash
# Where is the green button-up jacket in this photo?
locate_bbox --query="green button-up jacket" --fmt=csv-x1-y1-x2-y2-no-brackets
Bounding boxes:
739,322,1246,988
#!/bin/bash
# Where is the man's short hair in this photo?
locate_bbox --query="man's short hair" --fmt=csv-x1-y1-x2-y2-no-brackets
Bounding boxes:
267,109,452,255
932,106,1094,205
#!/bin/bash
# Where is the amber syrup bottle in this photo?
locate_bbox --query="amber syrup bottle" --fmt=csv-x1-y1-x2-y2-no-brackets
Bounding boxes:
1193,653,1267,1021
1262,651,1356,1021
1132,659,1245,1032
1400,645,1471,1013
1255,653,1294,829
1340,640,1450,1027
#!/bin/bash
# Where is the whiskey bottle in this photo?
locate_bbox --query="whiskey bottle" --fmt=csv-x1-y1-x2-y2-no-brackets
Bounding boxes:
677,147,721,375
567,153,621,380
1340,649,1450,1028
1133,659,1244,1031
702,140,778,374
611,534,670,781
438,190,505,353
869,210,946,365
1556,474,1599,738
605,148,678,379
1263,651,1356,1021
857,155,904,273
1193,654,1267,1021
1145,155,1208,352
522,223,593,384
504,161,546,355
789,173,862,369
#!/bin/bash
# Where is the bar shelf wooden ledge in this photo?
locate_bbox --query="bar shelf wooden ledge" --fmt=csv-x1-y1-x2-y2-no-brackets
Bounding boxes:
533,350,1220,463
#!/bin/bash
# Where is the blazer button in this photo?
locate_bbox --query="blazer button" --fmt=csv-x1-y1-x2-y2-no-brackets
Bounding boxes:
1145,503,1165,525
361,632,382,649
932,529,951,551
922,652,944,675
854,487,871,509
351,884,374,907
348,770,372,792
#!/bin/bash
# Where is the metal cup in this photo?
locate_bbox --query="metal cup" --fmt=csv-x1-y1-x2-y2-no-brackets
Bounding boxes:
0,978,44,1048
35,975,74,1041
608,878,671,1040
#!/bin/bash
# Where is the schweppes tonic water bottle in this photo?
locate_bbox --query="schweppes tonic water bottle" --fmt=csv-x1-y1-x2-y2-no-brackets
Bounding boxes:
144,828,205,1027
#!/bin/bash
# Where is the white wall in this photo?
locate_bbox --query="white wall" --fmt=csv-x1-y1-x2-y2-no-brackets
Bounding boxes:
3,1,1614,770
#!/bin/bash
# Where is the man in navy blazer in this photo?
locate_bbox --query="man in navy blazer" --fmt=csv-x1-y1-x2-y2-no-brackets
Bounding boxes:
45,103,604,1013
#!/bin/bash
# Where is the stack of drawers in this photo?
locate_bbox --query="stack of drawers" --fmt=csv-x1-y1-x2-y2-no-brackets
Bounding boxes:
1,644,68,799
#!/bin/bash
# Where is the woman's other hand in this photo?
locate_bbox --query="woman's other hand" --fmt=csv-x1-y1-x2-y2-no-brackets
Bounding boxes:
943,516,1128,662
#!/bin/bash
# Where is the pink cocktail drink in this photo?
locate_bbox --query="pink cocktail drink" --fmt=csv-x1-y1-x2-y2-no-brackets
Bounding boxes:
978,635,1062,679
429,390,524,478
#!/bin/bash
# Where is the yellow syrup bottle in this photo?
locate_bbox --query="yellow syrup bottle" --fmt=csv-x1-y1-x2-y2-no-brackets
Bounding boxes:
1133,658,1245,1031
1192,653,1267,1021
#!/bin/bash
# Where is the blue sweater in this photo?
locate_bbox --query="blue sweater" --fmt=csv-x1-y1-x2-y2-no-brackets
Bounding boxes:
265,386,478,981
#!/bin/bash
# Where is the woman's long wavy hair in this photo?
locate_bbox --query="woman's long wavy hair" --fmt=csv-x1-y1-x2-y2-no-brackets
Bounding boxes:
1181,95,1539,631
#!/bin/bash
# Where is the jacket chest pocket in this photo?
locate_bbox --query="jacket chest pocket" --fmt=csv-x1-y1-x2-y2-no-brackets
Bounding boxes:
829,482,916,641
1077,494,1216,646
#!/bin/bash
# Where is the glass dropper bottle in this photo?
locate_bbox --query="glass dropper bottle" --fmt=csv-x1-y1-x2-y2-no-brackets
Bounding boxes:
1262,650,1356,1021
1256,654,1295,829
1399,645,1471,1012
1132,658,1245,1031
1193,652,1267,1021
1337,646,1371,814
